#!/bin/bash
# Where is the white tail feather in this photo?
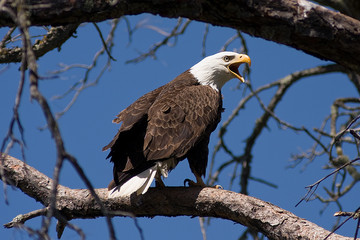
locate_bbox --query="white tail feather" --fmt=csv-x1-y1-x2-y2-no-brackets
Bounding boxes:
108,165,157,198
136,167,157,195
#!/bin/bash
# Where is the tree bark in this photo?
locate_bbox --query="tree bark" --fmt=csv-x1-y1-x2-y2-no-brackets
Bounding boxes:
1,153,353,240
1,0,360,73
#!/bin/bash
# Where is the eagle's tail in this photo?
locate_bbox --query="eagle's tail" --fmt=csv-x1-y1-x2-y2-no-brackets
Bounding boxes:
108,165,157,198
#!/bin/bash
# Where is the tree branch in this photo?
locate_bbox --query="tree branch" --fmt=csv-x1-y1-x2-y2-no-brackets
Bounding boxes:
0,24,79,64
1,0,360,73
0,153,354,240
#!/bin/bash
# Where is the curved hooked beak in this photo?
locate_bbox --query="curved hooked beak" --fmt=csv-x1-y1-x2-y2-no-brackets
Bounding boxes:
227,54,251,82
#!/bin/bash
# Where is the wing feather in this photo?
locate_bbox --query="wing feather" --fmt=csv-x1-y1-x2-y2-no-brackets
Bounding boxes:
144,85,221,161
102,85,164,151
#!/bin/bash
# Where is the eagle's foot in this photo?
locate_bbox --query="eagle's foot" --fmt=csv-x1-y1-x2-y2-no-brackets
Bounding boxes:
184,179,223,189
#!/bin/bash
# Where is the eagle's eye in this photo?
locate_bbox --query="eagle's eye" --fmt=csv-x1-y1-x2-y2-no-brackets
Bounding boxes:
223,56,230,62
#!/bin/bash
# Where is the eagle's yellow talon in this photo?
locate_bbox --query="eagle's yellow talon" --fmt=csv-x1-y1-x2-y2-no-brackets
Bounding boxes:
184,179,223,189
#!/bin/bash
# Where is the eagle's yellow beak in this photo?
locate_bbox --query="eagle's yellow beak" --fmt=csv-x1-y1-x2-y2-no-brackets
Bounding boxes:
227,54,251,82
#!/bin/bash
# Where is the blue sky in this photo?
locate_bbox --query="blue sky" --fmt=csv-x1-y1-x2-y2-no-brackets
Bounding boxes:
1,15,359,239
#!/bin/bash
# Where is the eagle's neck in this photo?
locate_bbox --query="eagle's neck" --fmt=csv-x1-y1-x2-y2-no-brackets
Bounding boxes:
189,63,231,91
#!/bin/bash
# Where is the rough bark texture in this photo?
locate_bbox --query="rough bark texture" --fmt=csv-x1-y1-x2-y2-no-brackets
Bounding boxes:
1,154,353,240
1,0,360,73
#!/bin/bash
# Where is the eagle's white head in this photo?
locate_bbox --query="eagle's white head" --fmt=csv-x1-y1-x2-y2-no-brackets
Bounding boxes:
190,51,251,91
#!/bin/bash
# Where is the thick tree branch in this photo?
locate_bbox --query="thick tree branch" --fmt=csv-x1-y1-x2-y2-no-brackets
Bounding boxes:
1,0,360,73
0,153,354,240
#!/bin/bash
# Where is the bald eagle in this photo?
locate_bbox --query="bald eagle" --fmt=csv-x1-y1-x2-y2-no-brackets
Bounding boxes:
103,52,251,197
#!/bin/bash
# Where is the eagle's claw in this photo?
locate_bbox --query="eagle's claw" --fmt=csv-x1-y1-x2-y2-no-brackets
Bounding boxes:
184,179,223,189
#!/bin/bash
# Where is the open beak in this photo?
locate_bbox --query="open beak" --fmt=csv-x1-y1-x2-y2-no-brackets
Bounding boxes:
227,54,251,82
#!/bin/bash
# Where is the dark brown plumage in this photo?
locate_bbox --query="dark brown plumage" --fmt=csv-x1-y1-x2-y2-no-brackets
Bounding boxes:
103,71,222,188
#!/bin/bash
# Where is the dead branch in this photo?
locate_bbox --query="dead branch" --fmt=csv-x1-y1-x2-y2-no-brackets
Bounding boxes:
296,157,360,207
125,18,191,64
1,0,360,73
0,153,354,240
0,24,79,64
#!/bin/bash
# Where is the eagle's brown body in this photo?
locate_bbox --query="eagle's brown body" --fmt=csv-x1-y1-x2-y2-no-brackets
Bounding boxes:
103,52,251,197
103,70,222,190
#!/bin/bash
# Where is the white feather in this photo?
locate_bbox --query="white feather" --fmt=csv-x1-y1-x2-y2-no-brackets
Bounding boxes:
108,165,157,198
108,158,177,198
136,166,157,195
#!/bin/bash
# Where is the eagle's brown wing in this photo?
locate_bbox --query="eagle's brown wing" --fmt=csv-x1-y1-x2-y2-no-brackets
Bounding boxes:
143,85,222,161
102,85,165,151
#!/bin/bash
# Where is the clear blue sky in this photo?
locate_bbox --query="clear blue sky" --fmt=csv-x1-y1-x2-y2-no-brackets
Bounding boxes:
1,14,358,239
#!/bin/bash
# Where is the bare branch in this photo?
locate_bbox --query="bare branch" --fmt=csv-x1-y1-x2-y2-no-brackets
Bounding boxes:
313,0,360,20
201,24,209,57
93,22,116,61
325,207,360,240
0,51,26,204
0,24,79,64
1,0,360,73
51,19,119,119
126,18,191,64
296,157,360,207
0,26,16,48
0,153,354,240
3,207,86,240
329,113,360,161
4,208,48,228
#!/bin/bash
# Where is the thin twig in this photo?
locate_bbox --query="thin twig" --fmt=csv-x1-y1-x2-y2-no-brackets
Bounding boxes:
93,22,116,61
324,207,360,240
4,208,49,228
126,18,192,63
0,26,16,48
296,158,360,207
201,24,209,57
0,0,26,206
51,19,119,119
